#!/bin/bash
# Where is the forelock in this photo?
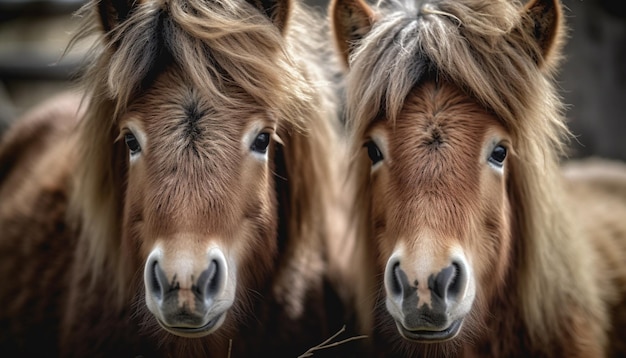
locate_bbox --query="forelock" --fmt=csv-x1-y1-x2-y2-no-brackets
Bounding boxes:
346,0,568,157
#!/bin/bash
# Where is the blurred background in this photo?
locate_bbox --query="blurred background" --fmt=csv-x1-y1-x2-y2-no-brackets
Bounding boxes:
0,0,86,134
0,0,625,161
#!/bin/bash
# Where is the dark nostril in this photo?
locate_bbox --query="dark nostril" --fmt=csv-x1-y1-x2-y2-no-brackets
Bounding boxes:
150,260,165,300
207,259,219,295
197,259,220,300
448,262,463,299
431,264,454,300
390,261,403,296
431,263,463,301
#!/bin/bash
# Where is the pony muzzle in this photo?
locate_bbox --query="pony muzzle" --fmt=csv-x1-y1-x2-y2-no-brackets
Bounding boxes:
144,246,235,338
383,253,474,342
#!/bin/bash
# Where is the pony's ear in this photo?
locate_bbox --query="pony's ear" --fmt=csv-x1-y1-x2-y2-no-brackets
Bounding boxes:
330,0,376,68
247,0,292,34
521,0,564,69
97,0,136,33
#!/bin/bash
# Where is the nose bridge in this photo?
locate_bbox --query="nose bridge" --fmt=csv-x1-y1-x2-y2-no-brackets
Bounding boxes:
144,172,241,238
404,230,453,283
148,207,236,241
158,235,214,288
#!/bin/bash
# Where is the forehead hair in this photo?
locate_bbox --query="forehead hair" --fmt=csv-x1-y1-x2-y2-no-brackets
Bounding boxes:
76,0,316,129
346,0,568,157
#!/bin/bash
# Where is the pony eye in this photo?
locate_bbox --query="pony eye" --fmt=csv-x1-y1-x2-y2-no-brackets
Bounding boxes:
124,132,141,155
488,145,507,167
365,140,384,166
250,132,271,154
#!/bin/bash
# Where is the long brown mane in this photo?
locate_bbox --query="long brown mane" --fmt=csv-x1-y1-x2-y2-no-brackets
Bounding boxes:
333,0,612,354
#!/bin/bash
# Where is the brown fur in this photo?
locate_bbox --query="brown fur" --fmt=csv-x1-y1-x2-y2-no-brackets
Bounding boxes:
0,0,354,356
331,0,626,356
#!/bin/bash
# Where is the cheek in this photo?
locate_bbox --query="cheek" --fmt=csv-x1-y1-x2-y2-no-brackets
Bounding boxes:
122,165,151,262
231,188,278,291
240,152,271,197
240,158,275,233
370,169,397,270
472,171,511,293
245,192,277,251
234,160,278,262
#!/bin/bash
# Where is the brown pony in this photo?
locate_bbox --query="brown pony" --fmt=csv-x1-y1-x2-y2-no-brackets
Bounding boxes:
0,0,352,356
331,0,626,356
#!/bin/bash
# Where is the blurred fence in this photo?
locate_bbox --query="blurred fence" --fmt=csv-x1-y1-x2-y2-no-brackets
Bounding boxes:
0,0,87,130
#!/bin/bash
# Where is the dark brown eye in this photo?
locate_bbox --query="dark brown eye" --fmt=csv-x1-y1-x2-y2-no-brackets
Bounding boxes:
365,140,383,165
489,145,507,167
124,132,141,155
251,132,271,154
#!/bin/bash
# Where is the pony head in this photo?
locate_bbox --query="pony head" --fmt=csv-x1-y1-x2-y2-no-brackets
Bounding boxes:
71,0,321,339
332,0,567,350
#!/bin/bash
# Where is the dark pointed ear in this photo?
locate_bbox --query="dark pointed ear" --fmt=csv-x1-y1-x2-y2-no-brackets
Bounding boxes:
522,0,564,69
330,0,376,68
247,0,292,34
98,0,137,33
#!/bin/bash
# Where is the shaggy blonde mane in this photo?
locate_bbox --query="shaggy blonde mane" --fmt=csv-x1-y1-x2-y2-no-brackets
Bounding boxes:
68,0,339,308
345,0,605,348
